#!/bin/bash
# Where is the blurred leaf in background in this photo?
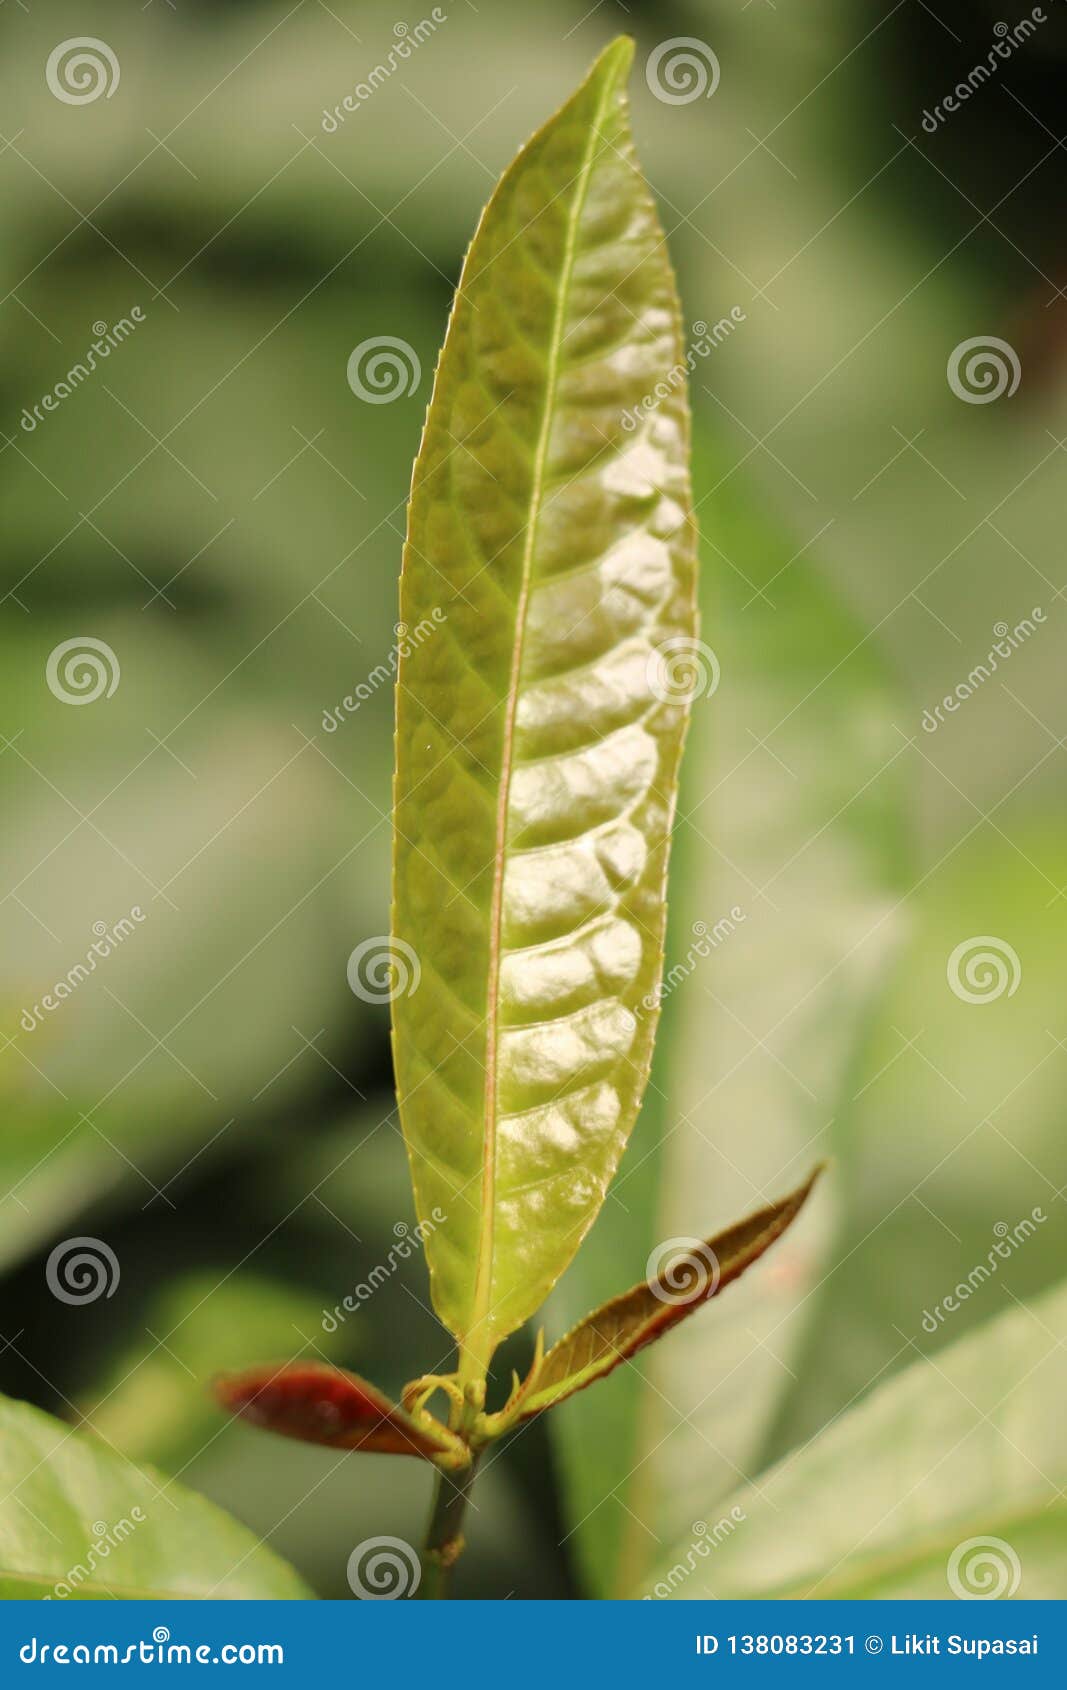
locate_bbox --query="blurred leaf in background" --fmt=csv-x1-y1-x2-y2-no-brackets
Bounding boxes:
77,1271,345,1473
2,0,1065,1600
0,1390,310,1598
647,1277,1067,1599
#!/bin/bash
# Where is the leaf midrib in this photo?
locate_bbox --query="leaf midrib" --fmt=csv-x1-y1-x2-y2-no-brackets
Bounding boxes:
469,67,621,1357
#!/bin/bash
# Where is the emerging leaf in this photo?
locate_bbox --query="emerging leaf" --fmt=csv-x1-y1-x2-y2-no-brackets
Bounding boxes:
392,35,699,1365
503,1170,821,1424
214,1362,469,1468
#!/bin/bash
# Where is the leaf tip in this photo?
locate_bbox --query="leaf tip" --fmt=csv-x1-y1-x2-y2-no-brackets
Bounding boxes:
588,34,635,92
798,1160,828,1204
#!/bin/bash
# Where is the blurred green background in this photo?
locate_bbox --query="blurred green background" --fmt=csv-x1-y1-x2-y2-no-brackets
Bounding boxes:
2,0,1065,1598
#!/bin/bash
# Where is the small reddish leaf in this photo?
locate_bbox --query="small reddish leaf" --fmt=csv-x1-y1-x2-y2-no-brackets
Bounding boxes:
214,1362,469,1467
509,1168,822,1424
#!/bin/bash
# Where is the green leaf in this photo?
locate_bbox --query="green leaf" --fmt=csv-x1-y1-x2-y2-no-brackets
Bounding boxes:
215,1362,469,1468
392,37,698,1363
644,1278,1067,1599
789,821,1067,1443
550,466,909,1593
0,1391,311,1599
503,1170,820,1424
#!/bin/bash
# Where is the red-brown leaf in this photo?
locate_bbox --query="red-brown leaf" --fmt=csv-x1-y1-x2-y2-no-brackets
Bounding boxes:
214,1362,467,1465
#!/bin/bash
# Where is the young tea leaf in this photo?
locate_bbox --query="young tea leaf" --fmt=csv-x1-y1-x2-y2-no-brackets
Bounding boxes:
215,1362,469,1467
504,1170,820,1424
0,1390,310,1599
392,37,699,1368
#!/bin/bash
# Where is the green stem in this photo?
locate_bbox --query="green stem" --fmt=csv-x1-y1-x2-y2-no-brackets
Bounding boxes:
420,1453,481,1599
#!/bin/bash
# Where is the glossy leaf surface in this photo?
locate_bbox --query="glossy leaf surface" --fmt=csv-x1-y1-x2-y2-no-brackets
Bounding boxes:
514,1171,820,1421
0,1391,310,1599
646,1279,1067,1599
214,1363,467,1466
392,38,698,1354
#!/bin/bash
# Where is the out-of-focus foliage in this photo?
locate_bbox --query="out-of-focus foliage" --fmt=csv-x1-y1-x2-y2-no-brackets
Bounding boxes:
0,1391,310,1598
78,1272,345,1472
648,1279,1067,1599
2,0,1065,1599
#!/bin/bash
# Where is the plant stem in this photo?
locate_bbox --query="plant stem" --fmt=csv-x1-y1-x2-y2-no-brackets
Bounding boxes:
420,1453,480,1599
